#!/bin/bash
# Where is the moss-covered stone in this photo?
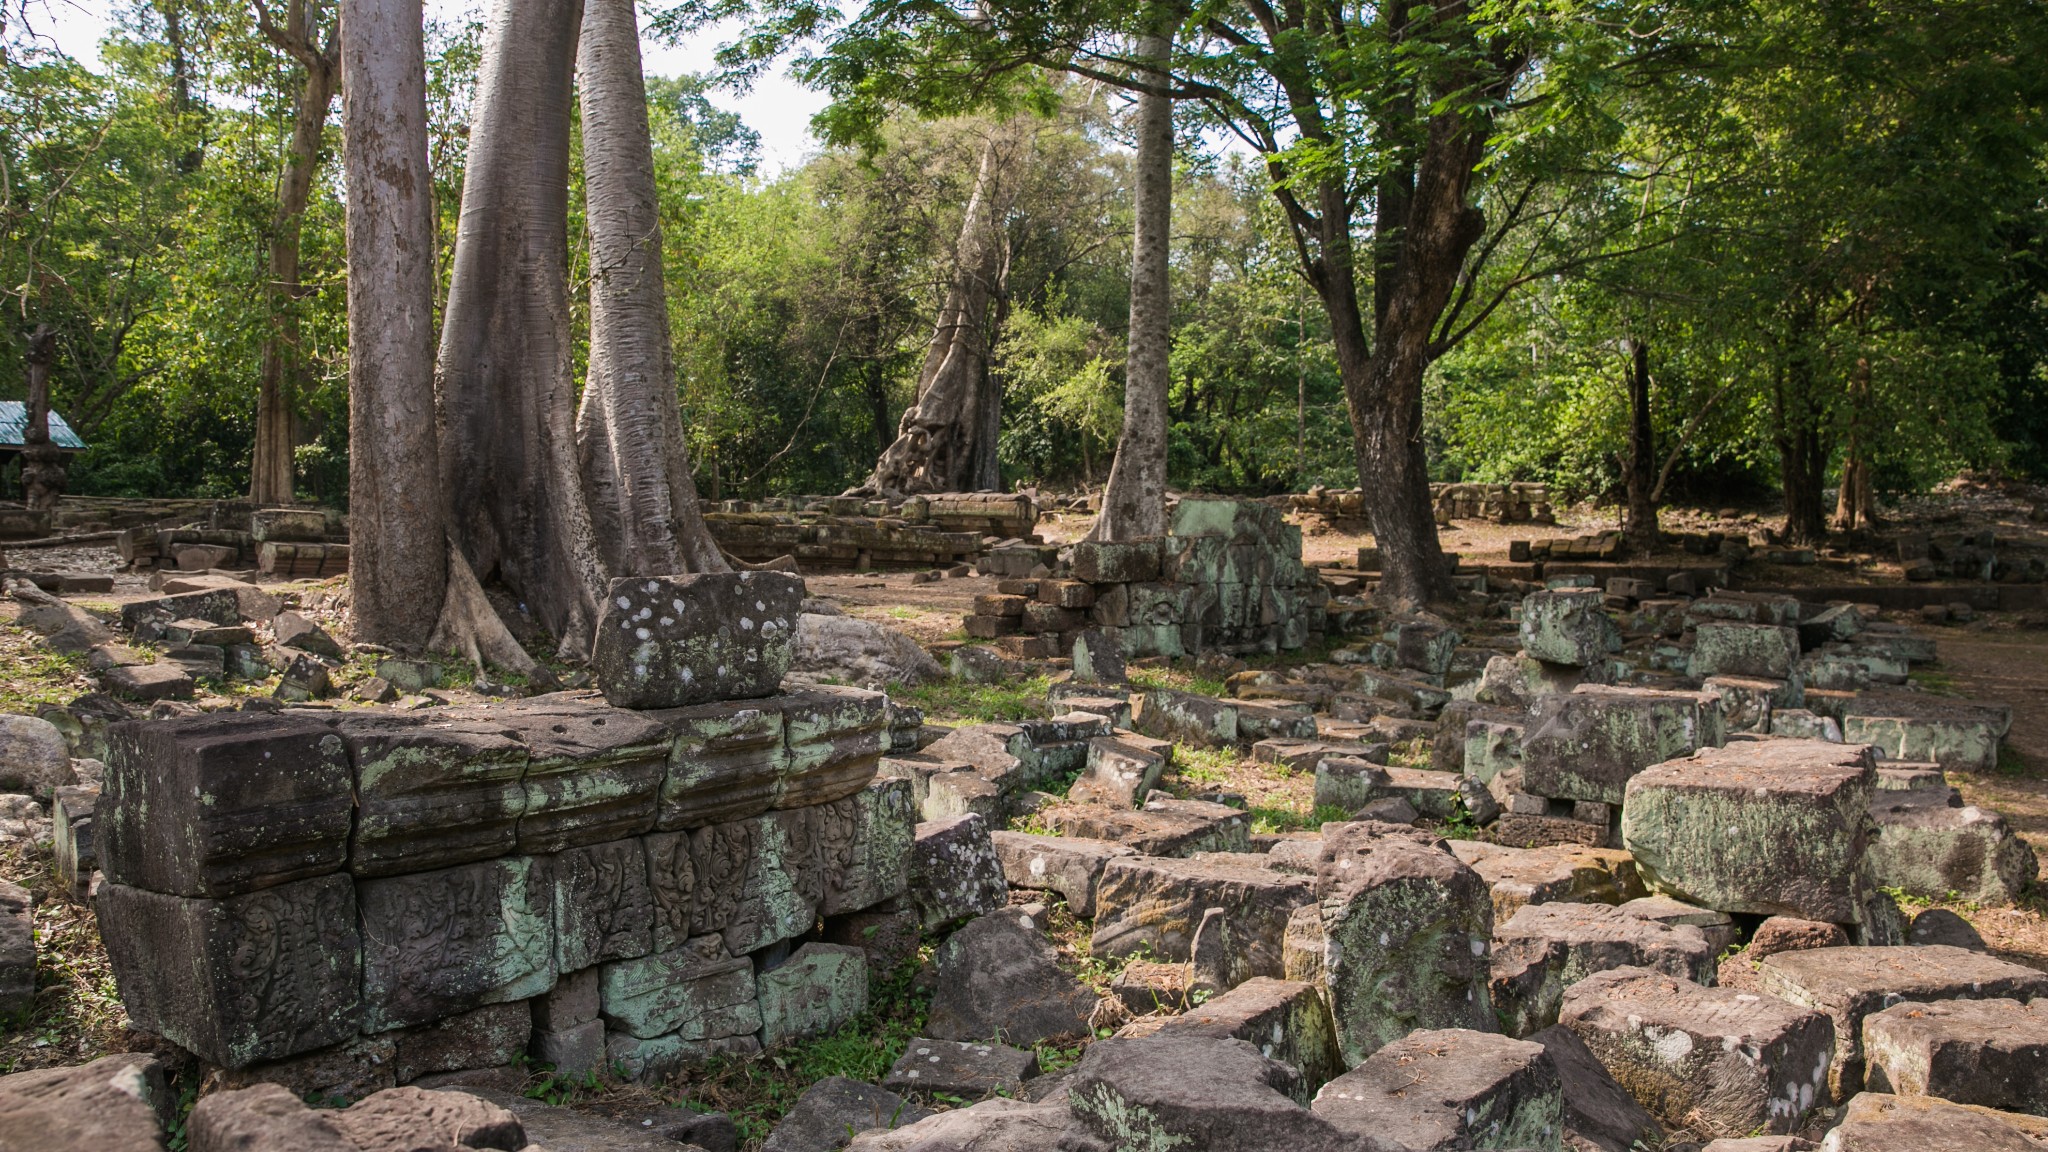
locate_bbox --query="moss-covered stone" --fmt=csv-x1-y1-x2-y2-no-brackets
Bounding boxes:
1519,589,1620,668
755,942,868,1048
1521,686,1727,806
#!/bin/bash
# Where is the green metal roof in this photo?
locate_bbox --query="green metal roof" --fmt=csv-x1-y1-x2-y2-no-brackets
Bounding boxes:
0,402,87,451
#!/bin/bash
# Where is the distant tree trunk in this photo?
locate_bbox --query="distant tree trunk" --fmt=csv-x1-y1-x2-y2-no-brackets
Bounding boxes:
1775,354,1830,547
251,0,341,507
21,326,64,511
574,0,727,575
437,0,607,654
1623,337,1658,554
865,123,1026,496
1092,25,1174,542
341,0,445,643
161,0,205,172
1834,356,1876,532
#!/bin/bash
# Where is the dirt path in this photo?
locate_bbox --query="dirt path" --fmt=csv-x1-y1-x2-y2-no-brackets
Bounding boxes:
1928,624,2048,860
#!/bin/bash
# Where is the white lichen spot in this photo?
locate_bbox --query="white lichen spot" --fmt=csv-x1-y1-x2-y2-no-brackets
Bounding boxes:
635,628,652,641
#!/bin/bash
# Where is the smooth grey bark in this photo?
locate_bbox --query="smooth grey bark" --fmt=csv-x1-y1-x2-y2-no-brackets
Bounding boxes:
866,123,1025,495
1092,28,1174,541
436,0,608,655
341,0,445,642
574,0,727,575
251,0,341,506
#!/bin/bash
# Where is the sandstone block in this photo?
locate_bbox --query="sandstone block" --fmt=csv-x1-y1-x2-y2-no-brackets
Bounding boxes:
927,909,1095,1047
1841,692,2009,773
815,778,915,917
1068,735,1166,808
777,686,889,809
768,1075,931,1150
909,813,1007,931
684,808,820,953
600,947,759,1041
358,857,554,1032
1818,1092,2038,1151
392,1000,531,1084
1529,1024,1662,1152
1863,997,2048,1114
0,1053,173,1152
756,942,868,1048
1041,797,1250,856
0,880,29,1021
1066,1034,1359,1152
882,1040,1038,1101
990,830,1134,917
489,702,668,852
1689,622,1800,680
1867,786,2035,905
646,698,785,828
1521,685,1726,806
1448,841,1645,923
1091,855,1316,982
1520,589,1620,667
591,572,802,708
549,838,654,974
1150,977,1343,1100
1313,1028,1563,1150
1489,901,1717,1036
338,716,528,876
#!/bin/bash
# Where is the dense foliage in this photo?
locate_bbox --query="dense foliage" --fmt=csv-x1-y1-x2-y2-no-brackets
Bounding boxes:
2,0,2043,515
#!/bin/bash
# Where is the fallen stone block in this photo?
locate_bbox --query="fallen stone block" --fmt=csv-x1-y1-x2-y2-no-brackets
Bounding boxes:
1131,687,1240,746
1529,1024,1662,1152
1149,977,1343,1101
101,712,353,897
0,713,74,795
0,880,29,1021
0,1052,173,1152
1842,693,2011,773
1317,824,1494,1065
1521,588,1621,667
1701,675,1794,734
97,874,362,1068
1066,1034,1360,1152
1313,1028,1563,1150
1755,944,2048,1100
990,830,1134,917
768,1075,933,1151
909,813,1007,931
1068,735,1166,808
883,1037,1039,1101
1818,1091,2038,1151
1091,854,1316,984
590,572,802,708
1041,797,1250,856
1906,907,1984,950
1689,622,1800,680
1521,685,1726,806
1449,840,1646,923
1621,740,1877,923
185,1081,357,1151
928,909,1095,1047
1490,901,1718,1036
1863,997,2048,1114
756,942,867,1048
1464,718,1525,784
843,1097,1095,1152
1559,966,1834,1137
1748,917,1848,959
1253,737,1388,773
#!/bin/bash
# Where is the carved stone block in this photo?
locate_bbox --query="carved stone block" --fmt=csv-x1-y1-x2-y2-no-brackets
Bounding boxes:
644,830,698,955
816,779,915,917
485,702,667,853
646,699,786,829
358,857,555,1032
687,810,819,954
598,946,760,1040
101,713,353,896
552,839,654,973
97,874,361,1069
778,687,888,809
337,715,528,877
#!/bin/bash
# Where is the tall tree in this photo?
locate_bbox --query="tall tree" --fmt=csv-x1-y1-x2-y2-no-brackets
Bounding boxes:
250,0,342,506
1090,19,1172,540
435,0,607,654
865,120,1028,495
575,0,728,574
341,0,445,642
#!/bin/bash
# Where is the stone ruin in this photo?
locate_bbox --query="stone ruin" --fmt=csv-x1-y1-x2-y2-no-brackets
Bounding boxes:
1291,482,1559,526
961,496,1329,662
705,491,1036,571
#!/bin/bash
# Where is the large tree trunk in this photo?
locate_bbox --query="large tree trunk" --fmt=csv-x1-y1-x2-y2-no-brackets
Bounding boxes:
21,326,64,511
1623,337,1658,554
1834,356,1876,532
251,0,341,507
1775,356,1830,547
574,0,727,575
1092,26,1174,542
1340,110,1476,605
437,0,607,654
341,0,445,643
865,123,1025,496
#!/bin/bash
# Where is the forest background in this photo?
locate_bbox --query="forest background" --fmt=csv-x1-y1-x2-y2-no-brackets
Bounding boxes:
4,0,2046,523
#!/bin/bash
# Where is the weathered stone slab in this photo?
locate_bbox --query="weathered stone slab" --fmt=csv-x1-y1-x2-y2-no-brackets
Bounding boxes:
768,1075,932,1151
483,702,667,853
98,874,362,1068
1312,755,1389,813
1091,855,1316,982
1842,693,2011,773
0,880,29,1021
1522,685,1726,806
1041,797,1250,857
883,1039,1039,1101
1490,901,1717,1036
102,713,352,897
339,716,528,876
391,1000,531,1084
1254,737,1388,773
686,809,818,953
591,572,802,708
550,838,654,973
929,909,1095,1047
600,947,759,1040
1819,1092,2038,1151
990,830,1134,917
756,942,868,1048
1866,786,2035,905
1316,824,1495,1065
646,698,785,829
1529,1024,1662,1152
1150,977,1343,1101
1621,740,1877,923
1313,1028,1563,1150
0,1053,175,1151
815,778,915,917
185,1081,356,1151
1689,622,1800,680
778,686,888,808
1066,1034,1359,1152
1449,841,1645,923
1616,895,1738,955
102,662,196,701
1559,966,1833,1137
604,1030,760,1082
1863,997,2048,1114
1131,687,1240,746
909,813,1007,931
1754,944,2048,1100
358,857,554,1032
1521,589,1621,667
1068,735,1166,808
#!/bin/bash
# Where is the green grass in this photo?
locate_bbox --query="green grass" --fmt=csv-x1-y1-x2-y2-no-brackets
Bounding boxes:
1997,744,2030,777
1172,745,1240,787
0,631,94,713
1249,801,1350,834
1909,668,1959,695
901,673,1054,724
1127,667,1227,698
